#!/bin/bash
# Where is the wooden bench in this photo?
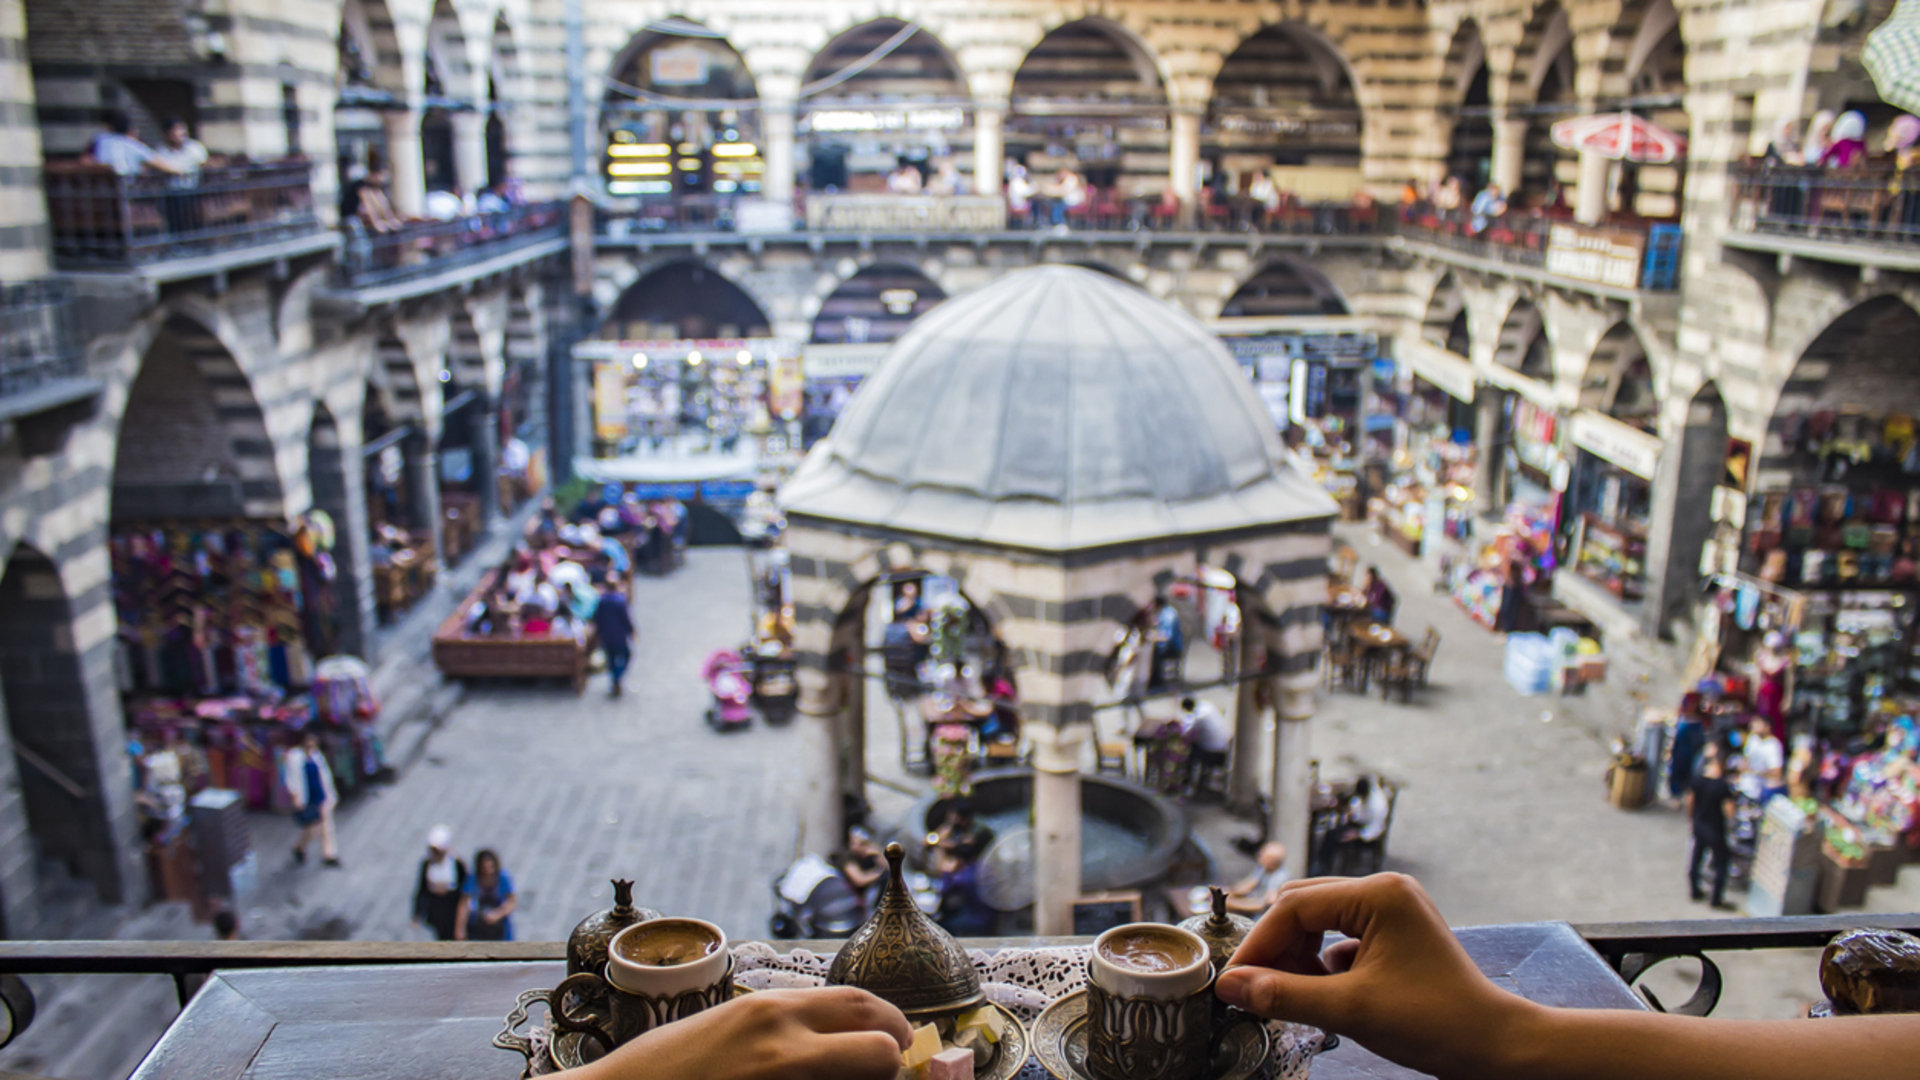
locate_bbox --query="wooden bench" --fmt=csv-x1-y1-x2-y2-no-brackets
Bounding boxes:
430,579,595,693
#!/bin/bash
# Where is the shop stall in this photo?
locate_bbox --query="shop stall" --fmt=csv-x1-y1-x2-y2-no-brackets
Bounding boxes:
1560,412,1662,604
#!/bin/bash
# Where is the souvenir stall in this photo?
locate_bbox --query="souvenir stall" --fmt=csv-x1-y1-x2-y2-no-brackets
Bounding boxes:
1448,398,1567,629
1789,590,1919,737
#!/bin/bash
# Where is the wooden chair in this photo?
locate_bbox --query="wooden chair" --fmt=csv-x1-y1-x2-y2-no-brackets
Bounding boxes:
1409,628,1441,689
1324,637,1363,692
1331,547,1359,586
1378,628,1440,703
1096,738,1131,776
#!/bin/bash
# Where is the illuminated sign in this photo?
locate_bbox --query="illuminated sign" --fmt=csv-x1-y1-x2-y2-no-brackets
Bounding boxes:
805,108,966,133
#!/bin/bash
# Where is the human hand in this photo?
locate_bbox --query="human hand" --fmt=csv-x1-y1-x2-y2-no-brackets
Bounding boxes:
1216,874,1532,1078
580,987,912,1080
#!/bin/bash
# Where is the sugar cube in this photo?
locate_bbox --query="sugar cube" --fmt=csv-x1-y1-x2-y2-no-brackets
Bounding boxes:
927,1046,975,1080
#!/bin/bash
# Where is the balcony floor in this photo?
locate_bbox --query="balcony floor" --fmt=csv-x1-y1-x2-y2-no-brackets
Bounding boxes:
1721,229,1920,274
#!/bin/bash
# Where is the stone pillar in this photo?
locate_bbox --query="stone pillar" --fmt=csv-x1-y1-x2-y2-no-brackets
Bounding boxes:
383,109,427,218
451,111,489,197
1472,386,1503,517
404,429,445,564
1266,678,1315,882
796,677,847,856
311,420,376,659
1575,149,1611,225
1031,723,1088,936
1170,110,1202,226
470,396,500,522
762,100,797,210
1491,116,1527,196
1226,626,1266,813
974,107,1005,196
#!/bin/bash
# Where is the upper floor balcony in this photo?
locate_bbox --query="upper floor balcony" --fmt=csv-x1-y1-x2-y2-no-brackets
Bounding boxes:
1389,204,1682,299
42,160,335,284
1725,162,1920,274
330,201,569,309
0,279,99,453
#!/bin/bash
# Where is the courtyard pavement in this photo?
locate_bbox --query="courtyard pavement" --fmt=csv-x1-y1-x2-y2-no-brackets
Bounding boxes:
11,530,1920,1077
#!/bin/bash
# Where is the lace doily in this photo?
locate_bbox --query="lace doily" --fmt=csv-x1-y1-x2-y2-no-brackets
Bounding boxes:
514,944,1326,1079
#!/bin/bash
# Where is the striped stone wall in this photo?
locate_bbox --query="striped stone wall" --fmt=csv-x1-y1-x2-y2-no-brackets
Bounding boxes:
0,0,45,279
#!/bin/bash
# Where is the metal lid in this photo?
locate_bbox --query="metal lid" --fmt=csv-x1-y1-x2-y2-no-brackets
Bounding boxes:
826,843,984,1019
1177,886,1255,971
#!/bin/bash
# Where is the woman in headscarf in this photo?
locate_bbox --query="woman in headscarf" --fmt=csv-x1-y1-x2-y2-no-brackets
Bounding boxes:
1820,110,1868,168
1761,118,1804,223
1801,109,1836,166
1762,118,1799,165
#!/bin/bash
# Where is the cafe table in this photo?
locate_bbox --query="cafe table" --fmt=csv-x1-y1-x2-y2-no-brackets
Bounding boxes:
129,924,1643,1080
1346,623,1408,693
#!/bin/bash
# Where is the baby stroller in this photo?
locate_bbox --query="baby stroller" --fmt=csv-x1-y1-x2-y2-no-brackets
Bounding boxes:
768,854,864,939
702,649,754,732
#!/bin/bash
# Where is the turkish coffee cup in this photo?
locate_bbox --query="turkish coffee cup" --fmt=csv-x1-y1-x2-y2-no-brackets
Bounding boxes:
1085,923,1214,1080
550,917,733,1051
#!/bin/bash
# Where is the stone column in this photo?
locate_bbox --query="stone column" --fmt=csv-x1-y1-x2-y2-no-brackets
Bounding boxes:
1472,386,1503,517
382,109,427,218
1031,723,1088,936
1266,678,1315,882
404,429,445,564
311,420,376,659
470,396,500,522
1490,115,1527,195
796,676,847,856
973,106,1005,196
1575,149,1611,225
451,111,489,196
1170,110,1202,227
1226,625,1266,814
762,100,797,210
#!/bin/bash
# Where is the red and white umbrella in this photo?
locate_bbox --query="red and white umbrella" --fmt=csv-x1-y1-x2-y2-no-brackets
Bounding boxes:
1549,112,1687,164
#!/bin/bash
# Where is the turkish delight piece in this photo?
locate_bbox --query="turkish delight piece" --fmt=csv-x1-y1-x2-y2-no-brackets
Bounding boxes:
927,1046,975,1080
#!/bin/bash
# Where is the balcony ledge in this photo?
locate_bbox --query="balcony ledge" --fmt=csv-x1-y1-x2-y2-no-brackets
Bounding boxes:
320,231,569,313
1386,234,1662,304
1720,229,1920,275
57,230,339,290
596,228,1380,252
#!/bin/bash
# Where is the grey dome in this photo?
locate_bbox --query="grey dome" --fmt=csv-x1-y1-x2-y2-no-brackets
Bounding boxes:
780,266,1337,552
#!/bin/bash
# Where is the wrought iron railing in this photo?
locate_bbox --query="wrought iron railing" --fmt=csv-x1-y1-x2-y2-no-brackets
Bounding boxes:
1393,204,1554,269
43,160,320,269
338,202,566,289
1392,203,1682,291
1729,162,1920,247
0,280,78,396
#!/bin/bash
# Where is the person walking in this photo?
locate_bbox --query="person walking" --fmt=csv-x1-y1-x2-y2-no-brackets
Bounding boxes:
592,576,637,698
459,848,518,942
283,730,340,867
412,826,469,941
1686,753,1736,909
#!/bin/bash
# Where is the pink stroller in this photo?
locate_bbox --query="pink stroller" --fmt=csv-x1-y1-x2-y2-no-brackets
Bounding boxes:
702,649,754,732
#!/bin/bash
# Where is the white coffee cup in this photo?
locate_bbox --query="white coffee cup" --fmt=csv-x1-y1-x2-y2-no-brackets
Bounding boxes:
1088,923,1212,1001
607,917,730,997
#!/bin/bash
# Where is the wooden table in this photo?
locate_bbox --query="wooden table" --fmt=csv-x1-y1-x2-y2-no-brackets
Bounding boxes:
1345,622,1407,692
131,925,1642,1080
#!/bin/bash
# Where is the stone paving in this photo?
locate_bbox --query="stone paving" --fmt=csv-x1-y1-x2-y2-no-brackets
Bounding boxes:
14,532,1920,1077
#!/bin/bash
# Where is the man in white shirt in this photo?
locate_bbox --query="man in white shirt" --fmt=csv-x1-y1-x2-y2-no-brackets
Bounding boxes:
1737,717,1785,801
150,119,209,183
1178,695,1232,795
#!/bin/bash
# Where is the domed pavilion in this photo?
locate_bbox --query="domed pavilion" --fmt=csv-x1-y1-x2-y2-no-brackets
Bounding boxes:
781,265,1337,934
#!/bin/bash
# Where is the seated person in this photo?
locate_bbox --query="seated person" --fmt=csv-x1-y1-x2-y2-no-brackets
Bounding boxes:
1177,694,1232,782
930,803,994,864
1362,566,1396,624
836,826,886,913
933,842,995,937
1224,842,1290,914
1340,775,1391,845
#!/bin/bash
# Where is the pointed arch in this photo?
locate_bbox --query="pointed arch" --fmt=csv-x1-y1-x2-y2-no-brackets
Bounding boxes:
1208,22,1363,168
604,260,773,340
1443,20,1492,190
601,19,759,197
1012,18,1168,107
1493,297,1550,380
338,0,409,97
802,19,969,104
810,264,948,345
1422,273,1469,351
1222,258,1348,318
1583,321,1657,427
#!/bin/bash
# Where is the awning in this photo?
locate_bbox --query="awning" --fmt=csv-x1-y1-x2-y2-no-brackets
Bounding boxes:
1550,112,1687,164
1866,0,1920,114
1394,335,1477,403
1568,410,1663,480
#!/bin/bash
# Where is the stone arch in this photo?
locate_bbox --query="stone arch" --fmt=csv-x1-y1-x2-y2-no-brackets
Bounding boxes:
110,313,286,522
1774,295,1920,422
1582,320,1658,427
1594,0,1682,102
427,0,481,103
802,18,970,103
1422,273,1470,351
1510,2,1577,207
1207,22,1364,169
1012,17,1170,106
0,542,120,911
601,18,760,195
810,263,948,346
304,403,356,656
338,0,410,97
1221,258,1349,317
1653,378,1729,626
361,331,438,555
604,259,774,340
1493,295,1552,380
503,281,547,451
1442,19,1492,189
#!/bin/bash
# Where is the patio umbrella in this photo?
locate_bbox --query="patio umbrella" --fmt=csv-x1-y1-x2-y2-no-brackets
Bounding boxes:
1549,112,1687,164
1865,0,1920,114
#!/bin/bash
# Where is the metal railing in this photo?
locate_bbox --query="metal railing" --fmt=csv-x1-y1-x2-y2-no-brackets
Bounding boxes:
1392,203,1682,291
43,160,320,269
1393,204,1553,269
339,202,566,289
1730,162,1920,247
0,280,78,396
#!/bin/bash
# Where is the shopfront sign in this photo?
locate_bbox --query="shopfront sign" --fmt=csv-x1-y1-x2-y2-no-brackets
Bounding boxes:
1544,223,1647,291
1569,409,1663,480
803,342,889,380
805,194,1007,232
1482,364,1557,409
1393,335,1476,403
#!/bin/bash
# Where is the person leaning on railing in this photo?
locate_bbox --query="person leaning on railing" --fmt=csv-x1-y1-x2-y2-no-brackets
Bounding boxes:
558,874,1919,1080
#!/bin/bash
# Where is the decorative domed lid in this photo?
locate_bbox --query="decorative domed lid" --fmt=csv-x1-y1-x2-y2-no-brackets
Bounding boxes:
826,843,984,1019
1177,886,1254,971
780,265,1337,552
567,879,661,977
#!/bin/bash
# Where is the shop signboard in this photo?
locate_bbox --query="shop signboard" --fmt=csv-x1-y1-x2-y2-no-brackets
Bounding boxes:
1544,223,1646,290
1482,363,1557,409
593,362,629,441
1569,410,1663,481
803,342,888,381
805,194,1007,232
1393,335,1476,403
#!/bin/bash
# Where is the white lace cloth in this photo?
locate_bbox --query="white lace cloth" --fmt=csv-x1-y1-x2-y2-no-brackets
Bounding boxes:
520,944,1326,1078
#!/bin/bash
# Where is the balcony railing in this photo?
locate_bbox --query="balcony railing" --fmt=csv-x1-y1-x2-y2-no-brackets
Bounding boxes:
0,280,78,396
1393,204,1682,292
43,160,321,269
337,201,566,290
1730,162,1920,248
